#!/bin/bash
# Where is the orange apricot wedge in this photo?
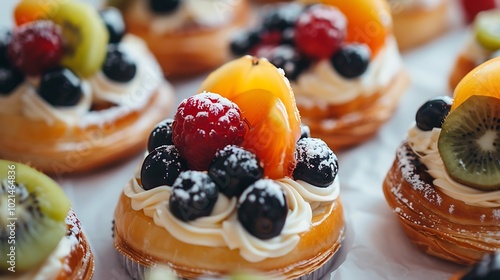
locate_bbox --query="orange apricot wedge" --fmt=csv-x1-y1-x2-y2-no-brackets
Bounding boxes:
198,56,301,178
453,57,500,111
232,89,296,179
14,0,55,26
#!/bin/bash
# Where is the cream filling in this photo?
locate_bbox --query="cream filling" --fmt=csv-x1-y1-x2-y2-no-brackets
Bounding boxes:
292,37,402,108
128,0,240,34
124,174,340,262
0,34,163,128
387,0,444,11
407,125,500,207
0,236,72,280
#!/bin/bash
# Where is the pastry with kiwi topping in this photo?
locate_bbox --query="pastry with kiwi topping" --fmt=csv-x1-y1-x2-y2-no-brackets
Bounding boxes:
107,0,250,77
0,0,174,174
113,56,346,279
450,9,500,90
229,0,410,151
383,58,500,265
0,160,94,279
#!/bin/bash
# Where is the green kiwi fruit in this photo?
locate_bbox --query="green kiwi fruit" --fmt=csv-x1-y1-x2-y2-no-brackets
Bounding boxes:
438,95,500,191
0,160,71,272
475,10,500,51
50,1,109,78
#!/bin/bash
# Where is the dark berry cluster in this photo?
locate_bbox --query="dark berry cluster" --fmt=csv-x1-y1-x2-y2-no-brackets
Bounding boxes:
230,3,371,81
0,7,135,106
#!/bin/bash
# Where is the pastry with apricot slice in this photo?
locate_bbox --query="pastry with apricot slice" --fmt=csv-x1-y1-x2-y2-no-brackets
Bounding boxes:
113,57,346,279
106,0,251,77
388,0,451,51
0,1,174,174
383,58,500,265
229,1,410,150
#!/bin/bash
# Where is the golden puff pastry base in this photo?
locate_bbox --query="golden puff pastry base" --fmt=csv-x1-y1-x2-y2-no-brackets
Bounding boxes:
383,142,500,265
298,70,410,152
392,0,450,51
113,192,346,279
122,0,251,77
0,84,174,175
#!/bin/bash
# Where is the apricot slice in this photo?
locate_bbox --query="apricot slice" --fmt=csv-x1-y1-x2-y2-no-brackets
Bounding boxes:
300,0,391,56
232,89,296,179
453,57,500,111
198,56,301,178
14,0,53,26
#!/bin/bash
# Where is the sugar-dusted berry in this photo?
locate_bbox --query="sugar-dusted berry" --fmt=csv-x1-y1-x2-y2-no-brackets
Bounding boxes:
172,92,247,171
169,171,219,221
208,145,263,198
293,138,338,187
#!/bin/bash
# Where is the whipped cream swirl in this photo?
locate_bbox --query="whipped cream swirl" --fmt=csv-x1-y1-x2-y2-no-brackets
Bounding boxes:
128,0,241,34
124,173,340,262
407,125,500,207
292,37,403,108
0,34,163,128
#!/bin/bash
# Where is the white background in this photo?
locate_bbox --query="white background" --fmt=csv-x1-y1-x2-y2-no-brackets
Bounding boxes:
0,0,474,279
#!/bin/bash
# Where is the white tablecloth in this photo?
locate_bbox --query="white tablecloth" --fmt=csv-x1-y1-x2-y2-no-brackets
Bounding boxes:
0,1,472,279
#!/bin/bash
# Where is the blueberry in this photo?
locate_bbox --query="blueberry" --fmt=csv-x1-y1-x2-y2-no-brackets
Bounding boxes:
0,29,11,66
99,7,126,44
237,179,287,239
331,43,371,79
267,45,309,81
38,68,82,107
262,3,304,31
293,138,338,187
149,0,181,14
147,119,174,153
0,66,24,95
462,252,500,280
208,145,263,198
415,96,452,131
300,123,311,139
169,171,219,221
140,145,187,190
102,45,137,83
230,29,261,56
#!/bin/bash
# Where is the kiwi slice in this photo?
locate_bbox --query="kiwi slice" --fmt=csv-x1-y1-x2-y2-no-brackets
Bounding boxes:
50,1,109,78
475,10,500,51
438,95,500,191
0,160,71,272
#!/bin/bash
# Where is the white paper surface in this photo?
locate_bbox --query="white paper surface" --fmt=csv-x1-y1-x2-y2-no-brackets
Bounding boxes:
0,0,473,279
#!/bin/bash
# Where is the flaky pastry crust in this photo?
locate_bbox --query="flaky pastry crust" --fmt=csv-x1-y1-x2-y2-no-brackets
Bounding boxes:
392,1,450,51
122,0,250,77
57,209,94,280
0,84,174,175
383,142,500,265
298,70,410,152
113,192,345,279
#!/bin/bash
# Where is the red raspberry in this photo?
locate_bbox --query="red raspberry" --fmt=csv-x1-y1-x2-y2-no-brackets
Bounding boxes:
294,4,347,59
7,20,64,76
172,93,247,171
461,0,496,23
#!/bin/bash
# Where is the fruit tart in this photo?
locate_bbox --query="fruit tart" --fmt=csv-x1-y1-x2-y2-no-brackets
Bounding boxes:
113,56,346,279
0,1,174,175
0,160,94,279
383,58,500,265
449,252,500,280
450,9,500,90
107,0,250,77
388,0,450,50
229,0,410,151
